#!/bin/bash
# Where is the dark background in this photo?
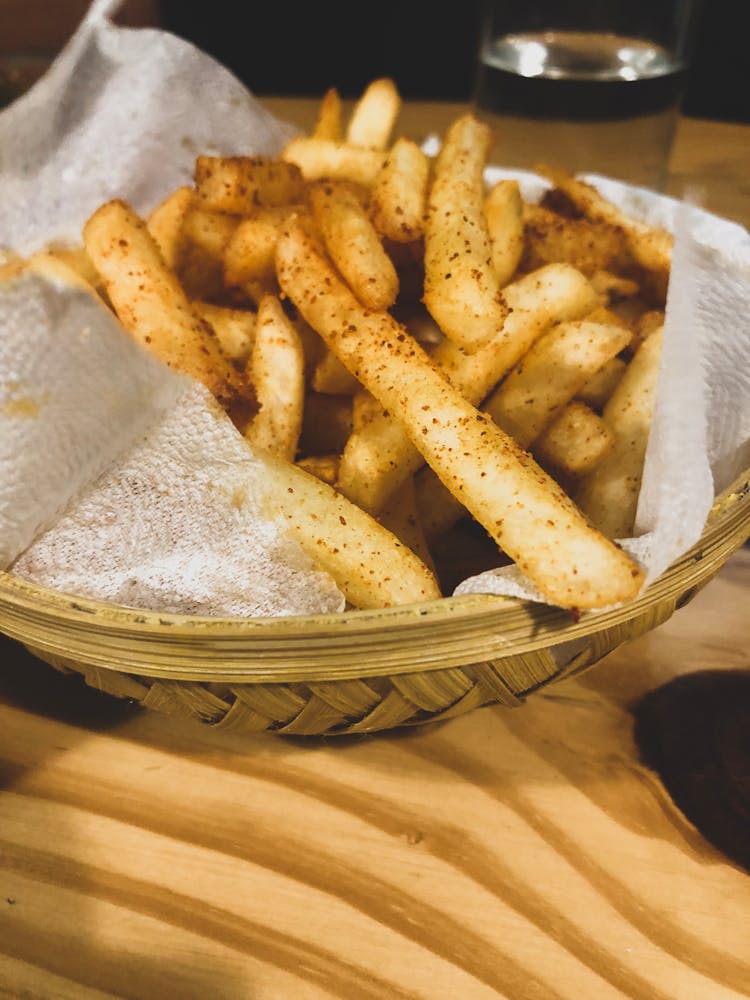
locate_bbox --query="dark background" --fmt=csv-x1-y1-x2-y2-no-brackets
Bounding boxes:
0,0,746,123
158,0,746,123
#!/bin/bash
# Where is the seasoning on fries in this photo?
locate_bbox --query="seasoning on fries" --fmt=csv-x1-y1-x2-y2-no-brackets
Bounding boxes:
6,76,676,612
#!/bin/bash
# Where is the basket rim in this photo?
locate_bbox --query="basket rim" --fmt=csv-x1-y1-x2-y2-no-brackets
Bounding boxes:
0,472,748,684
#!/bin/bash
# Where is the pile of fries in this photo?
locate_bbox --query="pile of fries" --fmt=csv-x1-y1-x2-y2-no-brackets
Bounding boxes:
6,77,676,613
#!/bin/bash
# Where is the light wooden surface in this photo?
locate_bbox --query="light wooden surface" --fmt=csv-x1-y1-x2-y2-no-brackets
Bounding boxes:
1,98,749,999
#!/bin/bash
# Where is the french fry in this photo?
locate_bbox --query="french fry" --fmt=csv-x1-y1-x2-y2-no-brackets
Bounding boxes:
281,136,387,186
223,207,302,287
309,180,399,311
590,269,641,303
146,185,194,271
192,301,257,366
576,327,664,538
370,136,429,243
277,220,645,609
423,114,507,351
533,401,614,479
83,199,252,416
484,179,524,286
535,164,673,280
245,295,305,462
345,77,400,149
259,452,441,609
194,155,305,213
312,349,362,395
413,464,468,542
337,262,598,513
521,201,631,276
482,319,632,447
313,87,343,141
296,453,340,486
576,356,628,410
377,476,437,576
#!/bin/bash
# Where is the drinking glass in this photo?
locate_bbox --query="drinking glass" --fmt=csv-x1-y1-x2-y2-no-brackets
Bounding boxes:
472,0,702,190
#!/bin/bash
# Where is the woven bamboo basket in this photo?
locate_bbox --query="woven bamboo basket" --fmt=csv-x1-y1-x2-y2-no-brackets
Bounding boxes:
1,472,748,736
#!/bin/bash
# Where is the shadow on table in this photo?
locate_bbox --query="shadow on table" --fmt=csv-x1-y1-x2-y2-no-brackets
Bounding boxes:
0,636,253,999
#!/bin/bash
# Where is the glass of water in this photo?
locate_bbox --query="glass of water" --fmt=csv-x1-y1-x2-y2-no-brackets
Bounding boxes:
472,0,702,190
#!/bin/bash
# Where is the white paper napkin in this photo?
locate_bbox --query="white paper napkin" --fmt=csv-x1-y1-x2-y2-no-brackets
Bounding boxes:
2,2,749,616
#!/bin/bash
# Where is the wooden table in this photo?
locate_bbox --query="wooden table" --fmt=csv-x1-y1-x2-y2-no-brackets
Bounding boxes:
1,99,749,999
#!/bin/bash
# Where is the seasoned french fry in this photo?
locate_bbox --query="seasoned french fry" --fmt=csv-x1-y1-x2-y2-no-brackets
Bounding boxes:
223,207,302,287
146,185,194,271
484,179,524,286
192,301,257,365
182,208,239,263
413,464,468,542
423,114,507,351
245,295,305,462
378,476,437,576
590,269,640,303
277,220,645,609
296,453,340,486
482,320,632,447
309,181,399,311
83,199,252,415
521,201,631,276
576,327,664,538
370,137,429,243
194,156,305,212
281,136,387,186
259,452,441,609
576,356,628,410
312,348,363,395
345,77,400,149
337,262,598,513
535,164,673,279
313,87,343,141
533,401,614,479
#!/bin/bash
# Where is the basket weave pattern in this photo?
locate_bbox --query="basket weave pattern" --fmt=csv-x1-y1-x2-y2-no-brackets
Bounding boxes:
2,476,749,736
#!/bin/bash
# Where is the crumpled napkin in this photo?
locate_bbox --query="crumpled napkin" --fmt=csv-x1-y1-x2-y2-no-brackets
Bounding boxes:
1,1,749,617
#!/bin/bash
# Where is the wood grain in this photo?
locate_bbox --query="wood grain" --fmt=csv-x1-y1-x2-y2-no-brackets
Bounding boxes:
1,548,748,999
1,97,749,999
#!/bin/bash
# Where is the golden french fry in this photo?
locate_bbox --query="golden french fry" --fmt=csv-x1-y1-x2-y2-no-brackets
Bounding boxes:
182,208,239,263
590,269,640,303
281,136,387,186
312,349,362,395
296,453,340,486
535,164,673,279
378,476,437,576
194,156,305,213
576,356,628,410
83,199,252,416
533,400,614,479
259,452,441,609
146,185,194,271
345,77,400,149
277,220,645,609
413,464,467,542
482,320,632,448
245,295,305,462
223,207,303,286
423,114,507,351
309,181,399,311
192,301,257,365
369,137,429,243
521,201,631,277
313,87,343,141
484,179,524,286
351,389,384,432
337,262,598,513
576,327,664,538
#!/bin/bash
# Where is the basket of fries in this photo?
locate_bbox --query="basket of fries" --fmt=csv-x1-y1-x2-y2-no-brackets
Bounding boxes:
1,13,749,736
